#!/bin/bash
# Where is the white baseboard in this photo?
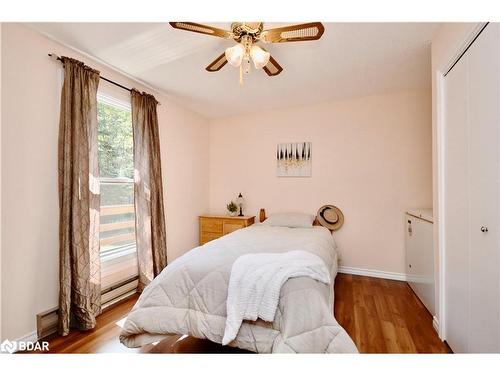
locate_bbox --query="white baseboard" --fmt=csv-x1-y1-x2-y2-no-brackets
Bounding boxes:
432,316,440,334
338,266,407,281
15,331,38,344
1,331,39,353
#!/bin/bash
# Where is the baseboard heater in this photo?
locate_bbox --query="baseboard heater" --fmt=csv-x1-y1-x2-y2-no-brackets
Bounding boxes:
36,276,138,340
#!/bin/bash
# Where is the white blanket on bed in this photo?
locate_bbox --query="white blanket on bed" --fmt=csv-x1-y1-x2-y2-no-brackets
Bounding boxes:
223,250,331,345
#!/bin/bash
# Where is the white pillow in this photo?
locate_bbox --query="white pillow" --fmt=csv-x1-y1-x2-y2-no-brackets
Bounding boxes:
262,212,315,228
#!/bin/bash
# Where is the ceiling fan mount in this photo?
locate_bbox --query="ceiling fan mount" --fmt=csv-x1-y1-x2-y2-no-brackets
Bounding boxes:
169,22,325,83
230,22,264,43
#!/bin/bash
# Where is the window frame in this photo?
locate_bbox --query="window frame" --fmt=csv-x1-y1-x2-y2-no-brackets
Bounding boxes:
97,90,137,261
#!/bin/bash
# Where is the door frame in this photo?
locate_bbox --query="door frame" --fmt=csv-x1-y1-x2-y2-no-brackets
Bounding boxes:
435,22,487,341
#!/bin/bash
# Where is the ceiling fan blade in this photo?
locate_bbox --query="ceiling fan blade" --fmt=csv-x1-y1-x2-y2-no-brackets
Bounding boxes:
206,52,228,72
169,22,232,39
260,22,324,43
263,55,283,76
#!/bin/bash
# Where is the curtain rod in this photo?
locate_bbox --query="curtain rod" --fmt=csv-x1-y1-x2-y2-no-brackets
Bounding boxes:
48,53,161,105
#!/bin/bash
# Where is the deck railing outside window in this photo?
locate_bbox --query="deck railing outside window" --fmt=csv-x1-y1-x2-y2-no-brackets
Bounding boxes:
99,177,136,258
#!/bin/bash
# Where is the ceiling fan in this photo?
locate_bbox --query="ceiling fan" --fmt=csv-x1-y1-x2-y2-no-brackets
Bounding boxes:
169,22,325,84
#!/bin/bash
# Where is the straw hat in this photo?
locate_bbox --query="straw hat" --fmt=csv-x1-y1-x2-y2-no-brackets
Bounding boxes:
316,205,344,231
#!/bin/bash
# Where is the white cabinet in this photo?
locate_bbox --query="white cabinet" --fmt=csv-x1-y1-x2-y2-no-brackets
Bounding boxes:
443,23,500,353
405,210,435,316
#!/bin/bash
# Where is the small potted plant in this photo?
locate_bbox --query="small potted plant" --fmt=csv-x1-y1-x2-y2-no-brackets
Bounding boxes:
226,201,238,217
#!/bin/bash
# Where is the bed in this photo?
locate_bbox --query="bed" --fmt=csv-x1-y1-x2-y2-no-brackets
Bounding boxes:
119,208,358,353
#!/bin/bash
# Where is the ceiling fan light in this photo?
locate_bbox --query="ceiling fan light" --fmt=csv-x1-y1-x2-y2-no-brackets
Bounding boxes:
250,45,270,69
225,44,245,67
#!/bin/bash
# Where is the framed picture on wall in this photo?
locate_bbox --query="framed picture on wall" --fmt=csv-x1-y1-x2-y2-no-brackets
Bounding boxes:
276,142,312,177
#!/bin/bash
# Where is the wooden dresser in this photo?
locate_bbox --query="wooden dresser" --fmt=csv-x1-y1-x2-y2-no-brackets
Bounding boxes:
199,215,255,245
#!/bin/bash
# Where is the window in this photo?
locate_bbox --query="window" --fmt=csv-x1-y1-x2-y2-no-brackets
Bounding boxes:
97,93,136,261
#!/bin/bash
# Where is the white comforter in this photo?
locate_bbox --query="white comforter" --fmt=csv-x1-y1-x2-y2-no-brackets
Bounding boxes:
119,224,358,353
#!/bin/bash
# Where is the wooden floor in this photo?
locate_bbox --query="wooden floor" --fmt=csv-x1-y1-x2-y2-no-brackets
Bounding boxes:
33,274,450,354
335,274,450,353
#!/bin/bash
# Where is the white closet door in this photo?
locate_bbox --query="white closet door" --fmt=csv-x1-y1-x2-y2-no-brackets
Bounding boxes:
444,53,469,353
444,23,500,353
467,23,500,353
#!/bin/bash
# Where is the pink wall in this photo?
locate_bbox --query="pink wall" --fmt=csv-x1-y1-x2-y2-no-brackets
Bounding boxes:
1,23,209,341
161,102,209,260
209,90,432,274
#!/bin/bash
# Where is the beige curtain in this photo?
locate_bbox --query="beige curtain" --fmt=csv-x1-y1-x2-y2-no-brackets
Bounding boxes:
131,89,167,291
58,56,101,336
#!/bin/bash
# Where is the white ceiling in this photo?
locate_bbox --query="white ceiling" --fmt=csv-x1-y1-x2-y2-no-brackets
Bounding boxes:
28,22,439,118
